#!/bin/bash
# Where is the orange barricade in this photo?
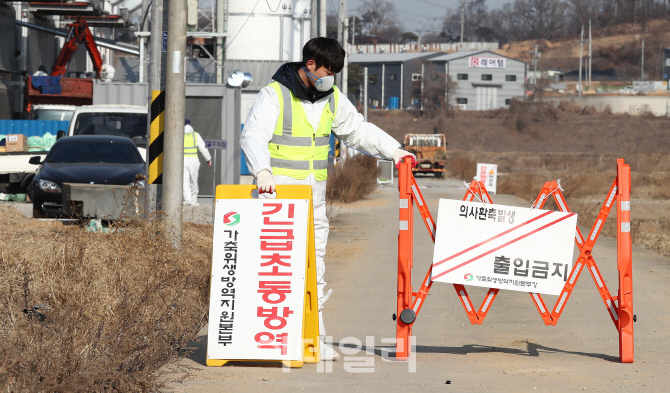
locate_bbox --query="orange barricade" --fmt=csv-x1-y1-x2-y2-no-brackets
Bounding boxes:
395,158,634,363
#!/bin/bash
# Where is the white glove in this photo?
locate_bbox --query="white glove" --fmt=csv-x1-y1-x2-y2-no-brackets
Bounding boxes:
392,149,417,168
256,170,275,194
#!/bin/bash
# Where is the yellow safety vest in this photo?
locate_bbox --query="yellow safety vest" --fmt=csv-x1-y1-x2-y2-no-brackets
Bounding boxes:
184,132,198,157
268,81,339,181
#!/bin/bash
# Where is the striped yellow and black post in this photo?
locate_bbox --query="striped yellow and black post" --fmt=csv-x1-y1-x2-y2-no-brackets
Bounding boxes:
334,139,340,158
149,90,165,184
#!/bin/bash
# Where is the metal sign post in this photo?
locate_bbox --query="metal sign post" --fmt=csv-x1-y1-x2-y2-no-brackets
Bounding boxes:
205,139,227,221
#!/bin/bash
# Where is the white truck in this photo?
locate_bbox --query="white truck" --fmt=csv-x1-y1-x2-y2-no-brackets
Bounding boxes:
0,149,49,194
29,104,76,121
67,105,148,160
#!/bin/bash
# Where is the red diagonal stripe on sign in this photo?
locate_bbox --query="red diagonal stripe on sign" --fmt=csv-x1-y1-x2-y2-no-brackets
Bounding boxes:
433,210,555,268
432,213,576,281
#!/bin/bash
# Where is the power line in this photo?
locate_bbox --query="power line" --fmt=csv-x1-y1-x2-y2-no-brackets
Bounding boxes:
265,0,281,12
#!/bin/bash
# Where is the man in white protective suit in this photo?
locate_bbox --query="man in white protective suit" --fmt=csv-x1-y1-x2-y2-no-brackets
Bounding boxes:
183,119,211,207
241,37,417,361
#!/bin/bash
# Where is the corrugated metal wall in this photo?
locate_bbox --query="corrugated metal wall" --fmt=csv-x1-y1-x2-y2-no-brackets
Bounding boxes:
0,120,69,137
92,81,149,106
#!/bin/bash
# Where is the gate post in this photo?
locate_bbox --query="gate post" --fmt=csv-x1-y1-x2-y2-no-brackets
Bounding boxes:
396,160,413,360
616,159,634,363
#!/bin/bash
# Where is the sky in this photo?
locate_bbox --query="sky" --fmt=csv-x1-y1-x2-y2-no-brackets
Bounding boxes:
345,0,511,34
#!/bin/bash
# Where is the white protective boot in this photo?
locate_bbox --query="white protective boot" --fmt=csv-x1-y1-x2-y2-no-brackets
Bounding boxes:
319,310,340,361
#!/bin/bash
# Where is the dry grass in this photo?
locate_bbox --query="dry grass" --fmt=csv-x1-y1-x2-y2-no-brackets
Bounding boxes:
326,155,380,204
446,153,477,181
0,206,212,392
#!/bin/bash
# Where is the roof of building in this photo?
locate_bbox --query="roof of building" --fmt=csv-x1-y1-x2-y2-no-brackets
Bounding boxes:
430,50,525,64
348,52,444,63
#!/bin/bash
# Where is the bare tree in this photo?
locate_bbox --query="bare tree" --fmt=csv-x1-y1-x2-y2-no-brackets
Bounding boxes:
515,0,568,40
358,0,402,44
421,63,459,114
441,0,498,42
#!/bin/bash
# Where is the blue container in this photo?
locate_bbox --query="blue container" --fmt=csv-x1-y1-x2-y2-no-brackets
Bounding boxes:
388,97,399,110
0,120,70,138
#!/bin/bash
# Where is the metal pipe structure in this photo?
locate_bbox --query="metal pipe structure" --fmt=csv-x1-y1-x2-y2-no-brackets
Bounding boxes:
216,0,225,84
164,0,187,247
342,16,348,97
310,0,317,38
364,66,368,122
139,36,145,82
381,63,385,109
588,19,592,85
578,26,583,102
319,0,326,37
641,39,645,81
400,62,403,109
16,20,140,55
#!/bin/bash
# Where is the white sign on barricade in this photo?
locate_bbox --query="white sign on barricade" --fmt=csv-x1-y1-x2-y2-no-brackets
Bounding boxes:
207,198,310,361
477,163,498,194
431,200,577,295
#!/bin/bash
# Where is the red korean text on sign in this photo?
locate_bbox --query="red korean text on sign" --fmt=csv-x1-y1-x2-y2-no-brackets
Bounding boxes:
255,203,296,356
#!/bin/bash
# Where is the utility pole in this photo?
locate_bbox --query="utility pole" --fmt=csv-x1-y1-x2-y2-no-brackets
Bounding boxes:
460,1,465,45
216,0,225,83
342,16,348,97
588,19,592,86
641,38,645,81
532,44,538,85
164,0,187,247
363,66,368,122
336,0,346,90
147,0,166,216
319,0,326,37
420,63,425,110
311,0,318,38
578,26,583,102
352,10,355,45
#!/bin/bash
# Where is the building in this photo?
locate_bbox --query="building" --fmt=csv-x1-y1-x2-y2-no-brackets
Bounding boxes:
429,50,526,110
348,52,445,110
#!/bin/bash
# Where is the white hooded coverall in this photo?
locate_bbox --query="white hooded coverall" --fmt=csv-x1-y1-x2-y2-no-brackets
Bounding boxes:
184,124,212,204
240,83,401,338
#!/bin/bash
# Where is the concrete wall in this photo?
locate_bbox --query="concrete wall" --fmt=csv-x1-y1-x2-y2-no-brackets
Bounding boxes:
441,56,525,110
548,96,670,116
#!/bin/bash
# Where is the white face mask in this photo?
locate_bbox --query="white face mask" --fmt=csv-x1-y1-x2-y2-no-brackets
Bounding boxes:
304,66,335,92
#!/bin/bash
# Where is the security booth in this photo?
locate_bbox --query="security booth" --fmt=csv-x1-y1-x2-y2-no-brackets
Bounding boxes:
93,82,242,195
184,84,241,195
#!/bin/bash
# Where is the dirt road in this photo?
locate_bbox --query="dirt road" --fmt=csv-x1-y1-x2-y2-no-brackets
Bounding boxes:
168,176,670,392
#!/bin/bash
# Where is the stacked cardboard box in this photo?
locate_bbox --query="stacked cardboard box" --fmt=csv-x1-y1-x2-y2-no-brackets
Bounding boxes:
5,134,28,152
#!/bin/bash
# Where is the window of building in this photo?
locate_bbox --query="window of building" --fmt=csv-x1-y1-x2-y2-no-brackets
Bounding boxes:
457,98,468,104
505,99,511,105
505,75,517,82
412,73,422,81
457,73,468,80
390,74,397,80
432,73,439,80
481,74,493,81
